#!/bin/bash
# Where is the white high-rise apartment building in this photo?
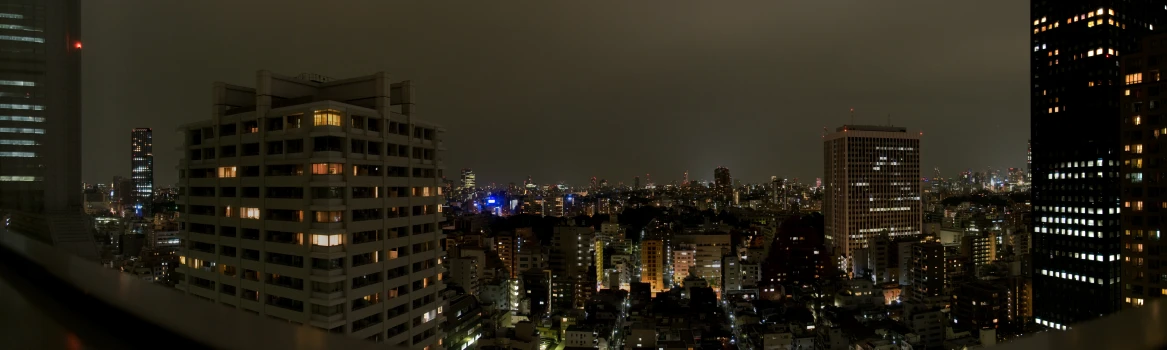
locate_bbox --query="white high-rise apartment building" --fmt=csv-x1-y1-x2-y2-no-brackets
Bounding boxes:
823,125,921,263
176,71,446,349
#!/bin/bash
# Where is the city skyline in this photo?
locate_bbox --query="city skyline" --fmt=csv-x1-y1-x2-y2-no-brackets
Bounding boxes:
79,1,1028,186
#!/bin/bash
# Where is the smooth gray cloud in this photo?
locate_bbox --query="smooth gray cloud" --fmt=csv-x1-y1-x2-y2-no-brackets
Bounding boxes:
81,0,1029,187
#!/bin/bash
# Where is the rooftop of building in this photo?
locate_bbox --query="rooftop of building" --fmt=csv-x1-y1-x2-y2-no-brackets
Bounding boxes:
835,124,909,133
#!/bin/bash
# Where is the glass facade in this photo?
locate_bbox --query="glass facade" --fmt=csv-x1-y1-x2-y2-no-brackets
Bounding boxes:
0,0,82,214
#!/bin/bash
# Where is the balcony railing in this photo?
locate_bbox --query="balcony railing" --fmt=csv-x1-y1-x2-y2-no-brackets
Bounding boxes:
0,226,398,350
990,300,1165,350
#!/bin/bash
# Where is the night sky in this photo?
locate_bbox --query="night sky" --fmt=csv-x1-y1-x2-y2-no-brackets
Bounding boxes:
80,1,1029,187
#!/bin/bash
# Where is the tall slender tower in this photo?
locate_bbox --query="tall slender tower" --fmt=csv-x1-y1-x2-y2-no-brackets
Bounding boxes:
1029,1,1165,330
131,128,153,218
823,125,921,261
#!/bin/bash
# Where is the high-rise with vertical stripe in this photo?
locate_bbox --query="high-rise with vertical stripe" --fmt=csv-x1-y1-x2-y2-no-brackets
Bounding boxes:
176,71,446,349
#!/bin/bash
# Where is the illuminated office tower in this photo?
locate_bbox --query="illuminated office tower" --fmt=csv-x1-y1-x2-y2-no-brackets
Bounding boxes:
1029,1,1164,330
0,0,97,259
131,128,153,218
823,125,922,261
176,71,446,349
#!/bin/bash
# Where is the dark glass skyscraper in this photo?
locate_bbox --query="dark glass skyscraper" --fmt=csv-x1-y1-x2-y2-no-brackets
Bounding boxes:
0,0,82,214
1030,0,1165,329
131,127,152,218
0,0,95,260
714,166,731,190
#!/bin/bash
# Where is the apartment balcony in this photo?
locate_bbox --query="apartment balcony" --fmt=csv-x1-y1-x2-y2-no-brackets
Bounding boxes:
309,312,345,329
0,226,395,350
309,288,344,304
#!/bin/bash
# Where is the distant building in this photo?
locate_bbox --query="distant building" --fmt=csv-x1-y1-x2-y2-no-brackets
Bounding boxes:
131,128,153,218
823,125,921,264
676,233,731,291
906,241,943,304
461,168,476,189
714,166,732,200
641,233,666,294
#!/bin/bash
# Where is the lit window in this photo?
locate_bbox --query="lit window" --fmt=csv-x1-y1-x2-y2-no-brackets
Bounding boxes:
314,211,342,223
1126,73,1143,85
1135,144,1144,154
241,207,260,219
1135,201,1144,211
217,166,237,178
1134,116,1142,125
313,109,342,126
311,233,342,246
311,163,344,175
0,80,34,86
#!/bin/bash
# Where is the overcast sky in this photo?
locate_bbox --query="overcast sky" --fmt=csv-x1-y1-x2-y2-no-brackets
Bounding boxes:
80,1,1029,187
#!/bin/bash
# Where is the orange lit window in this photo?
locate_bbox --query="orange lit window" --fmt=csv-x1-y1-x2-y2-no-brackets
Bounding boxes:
313,109,342,126
218,166,237,178
241,207,260,219
1126,73,1143,85
311,163,344,175
314,211,342,223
